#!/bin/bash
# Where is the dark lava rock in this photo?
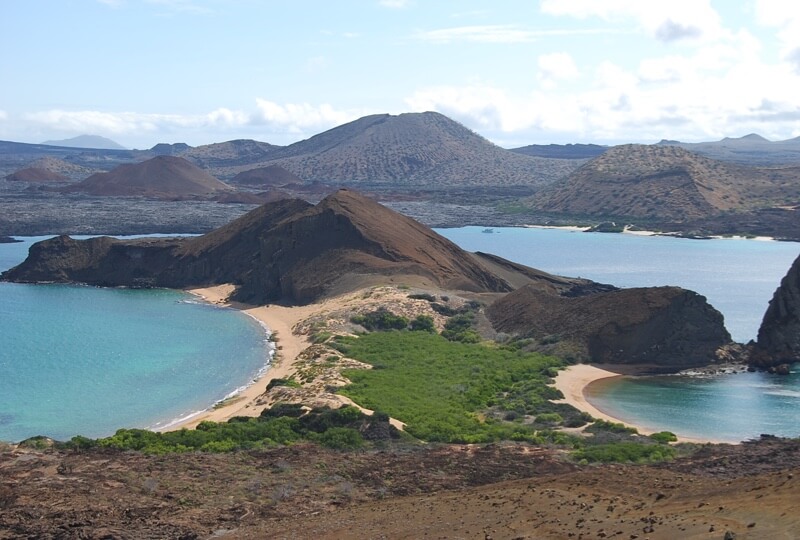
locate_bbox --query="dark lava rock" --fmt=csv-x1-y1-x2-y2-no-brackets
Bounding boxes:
487,284,731,370
752,253,800,368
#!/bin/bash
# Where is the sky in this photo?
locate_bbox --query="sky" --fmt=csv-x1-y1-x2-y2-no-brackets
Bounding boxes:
2,0,800,149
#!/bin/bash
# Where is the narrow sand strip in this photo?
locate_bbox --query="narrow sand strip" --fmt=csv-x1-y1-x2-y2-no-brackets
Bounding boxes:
166,284,316,430
552,364,729,444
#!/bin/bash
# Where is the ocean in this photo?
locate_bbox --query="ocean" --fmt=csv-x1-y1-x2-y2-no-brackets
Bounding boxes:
0,237,272,443
437,226,800,441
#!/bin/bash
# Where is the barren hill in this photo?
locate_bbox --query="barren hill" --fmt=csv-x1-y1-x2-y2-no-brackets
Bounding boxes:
2,189,608,304
181,139,282,170
229,164,303,187
527,144,800,221
61,155,233,199
219,112,581,188
5,167,68,183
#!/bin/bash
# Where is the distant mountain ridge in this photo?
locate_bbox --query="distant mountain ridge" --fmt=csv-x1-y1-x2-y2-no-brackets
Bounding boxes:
509,143,607,160
658,133,800,165
41,135,127,150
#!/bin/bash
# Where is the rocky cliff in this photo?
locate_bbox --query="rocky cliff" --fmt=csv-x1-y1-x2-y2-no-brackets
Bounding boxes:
752,253,800,368
487,284,731,371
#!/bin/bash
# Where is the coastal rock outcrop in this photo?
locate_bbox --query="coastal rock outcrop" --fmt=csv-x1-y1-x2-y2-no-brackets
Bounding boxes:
487,284,731,371
751,253,800,368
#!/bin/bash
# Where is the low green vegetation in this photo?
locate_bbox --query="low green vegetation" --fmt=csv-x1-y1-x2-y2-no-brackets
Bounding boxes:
63,405,396,454
649,431,679,444
334,331,579,444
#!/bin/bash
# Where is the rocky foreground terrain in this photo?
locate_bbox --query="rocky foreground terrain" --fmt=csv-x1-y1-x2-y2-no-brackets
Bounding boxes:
1,437,799,539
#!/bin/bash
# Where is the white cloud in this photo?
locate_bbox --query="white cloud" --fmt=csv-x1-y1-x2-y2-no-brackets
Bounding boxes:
755,0,800,72
22,101,366,144
252,100,361,132
537,52,579,88
25,108,250,136
0,110,8,121
540,0,722,42
405,27,800,145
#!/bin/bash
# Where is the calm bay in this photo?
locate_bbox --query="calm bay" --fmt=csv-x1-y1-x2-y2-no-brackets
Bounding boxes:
437,226,800,442
0,237,272,443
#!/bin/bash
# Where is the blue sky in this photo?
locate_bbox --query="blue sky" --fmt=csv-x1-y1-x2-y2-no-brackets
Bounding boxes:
2,0,800,149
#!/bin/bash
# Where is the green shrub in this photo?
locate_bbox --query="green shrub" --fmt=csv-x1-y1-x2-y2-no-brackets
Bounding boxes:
67,435,97,450
351,309,409,331
536,412,563,426
318,427,364,450
587,419,638,435
410,315,435,332
649,431,678,444
266,378,301,391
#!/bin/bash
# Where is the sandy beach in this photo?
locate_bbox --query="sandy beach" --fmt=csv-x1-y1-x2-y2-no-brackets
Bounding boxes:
167,284,318,429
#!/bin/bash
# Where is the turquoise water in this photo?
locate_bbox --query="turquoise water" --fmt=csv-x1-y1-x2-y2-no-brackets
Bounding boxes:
437,226,800,441
0,237,272,443
585,368,800,442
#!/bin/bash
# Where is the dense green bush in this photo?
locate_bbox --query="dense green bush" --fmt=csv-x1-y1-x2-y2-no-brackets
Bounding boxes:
410,314,435,332
350,308,409,331
649,431,678,444
586,419,639,435
408,293,436,302
441,313,480,342
77,405,390,454
336,331,574,444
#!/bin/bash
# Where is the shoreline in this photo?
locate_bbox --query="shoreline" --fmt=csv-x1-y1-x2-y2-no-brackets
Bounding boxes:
552,364,733,444
163,284,316,430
